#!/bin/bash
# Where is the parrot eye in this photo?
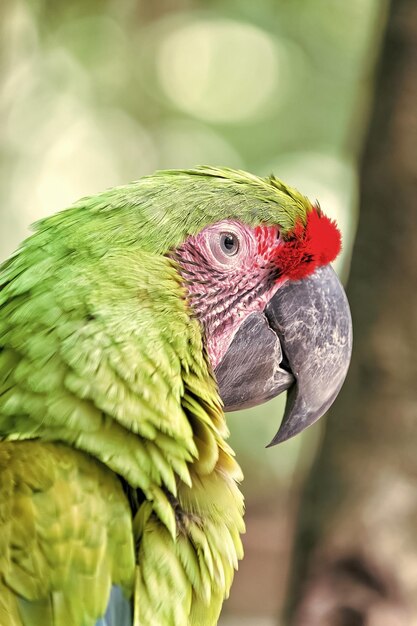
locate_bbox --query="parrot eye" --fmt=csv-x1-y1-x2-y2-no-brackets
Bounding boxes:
205,222,245,266
220,233,239,256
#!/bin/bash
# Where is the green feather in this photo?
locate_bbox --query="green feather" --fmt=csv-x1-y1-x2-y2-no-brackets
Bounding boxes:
0,442,134,626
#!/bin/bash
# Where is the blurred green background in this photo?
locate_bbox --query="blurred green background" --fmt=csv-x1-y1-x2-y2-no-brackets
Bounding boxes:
0,1,388,624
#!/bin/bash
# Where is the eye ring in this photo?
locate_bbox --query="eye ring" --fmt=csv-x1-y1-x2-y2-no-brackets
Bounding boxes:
220,232,239,256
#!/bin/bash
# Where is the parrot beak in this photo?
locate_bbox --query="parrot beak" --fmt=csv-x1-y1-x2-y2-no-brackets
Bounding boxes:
214,265,352,445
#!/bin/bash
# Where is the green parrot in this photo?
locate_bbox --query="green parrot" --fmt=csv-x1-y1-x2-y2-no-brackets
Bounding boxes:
0,167,352,626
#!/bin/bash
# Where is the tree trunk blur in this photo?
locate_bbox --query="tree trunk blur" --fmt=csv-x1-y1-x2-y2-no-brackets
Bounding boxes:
286,1,417,625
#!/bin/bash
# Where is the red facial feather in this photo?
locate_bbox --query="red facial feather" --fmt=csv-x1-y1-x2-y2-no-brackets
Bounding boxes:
273,208,341,281
254,225,278,260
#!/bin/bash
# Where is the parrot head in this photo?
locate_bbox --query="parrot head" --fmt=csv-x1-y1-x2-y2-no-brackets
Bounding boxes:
162,167,352,445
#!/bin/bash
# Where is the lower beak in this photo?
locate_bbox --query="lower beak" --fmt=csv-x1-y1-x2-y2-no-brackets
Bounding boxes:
215,265,352,445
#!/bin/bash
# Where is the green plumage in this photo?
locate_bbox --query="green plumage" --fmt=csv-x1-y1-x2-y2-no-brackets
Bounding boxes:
0,167,311,625
0,442,134,626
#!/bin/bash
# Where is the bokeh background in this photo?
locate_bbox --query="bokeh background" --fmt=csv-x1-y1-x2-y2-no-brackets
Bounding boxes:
0,1,397,625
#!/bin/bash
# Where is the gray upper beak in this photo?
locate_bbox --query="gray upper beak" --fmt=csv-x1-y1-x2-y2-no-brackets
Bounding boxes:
215,265,352,445
265,265,352,445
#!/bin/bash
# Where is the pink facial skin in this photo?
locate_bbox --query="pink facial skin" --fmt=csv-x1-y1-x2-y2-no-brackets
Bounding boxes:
175,220,286,369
